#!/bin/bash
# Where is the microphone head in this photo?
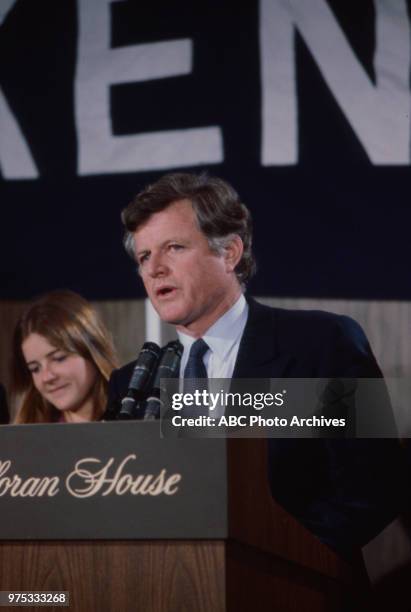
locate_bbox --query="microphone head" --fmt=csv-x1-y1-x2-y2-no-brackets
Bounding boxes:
118,341,161,420
143,340,183,420
154,340,183,387
127,342,162,391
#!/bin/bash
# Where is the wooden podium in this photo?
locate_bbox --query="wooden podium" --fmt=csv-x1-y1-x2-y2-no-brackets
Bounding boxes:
0,424,367,611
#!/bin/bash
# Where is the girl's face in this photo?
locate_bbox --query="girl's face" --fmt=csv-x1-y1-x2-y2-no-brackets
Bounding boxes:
22,332,98,422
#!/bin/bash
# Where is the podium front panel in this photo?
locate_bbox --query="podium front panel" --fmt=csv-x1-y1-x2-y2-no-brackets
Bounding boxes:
0,422,227,540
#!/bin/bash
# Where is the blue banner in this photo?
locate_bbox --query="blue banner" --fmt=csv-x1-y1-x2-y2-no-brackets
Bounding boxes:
1,0,410,299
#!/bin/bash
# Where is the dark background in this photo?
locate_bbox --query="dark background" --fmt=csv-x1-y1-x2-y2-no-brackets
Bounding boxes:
1,0,410,301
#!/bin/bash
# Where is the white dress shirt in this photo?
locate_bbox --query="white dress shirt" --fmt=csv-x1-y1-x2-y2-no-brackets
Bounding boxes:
177,294,249,417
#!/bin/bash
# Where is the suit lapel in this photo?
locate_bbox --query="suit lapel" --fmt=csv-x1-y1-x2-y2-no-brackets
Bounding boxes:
233,298,292,379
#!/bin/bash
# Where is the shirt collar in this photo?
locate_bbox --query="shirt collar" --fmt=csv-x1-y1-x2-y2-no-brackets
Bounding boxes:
177,294,248,362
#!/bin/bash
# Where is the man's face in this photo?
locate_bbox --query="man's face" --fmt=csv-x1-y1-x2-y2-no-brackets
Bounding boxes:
133,199,241,336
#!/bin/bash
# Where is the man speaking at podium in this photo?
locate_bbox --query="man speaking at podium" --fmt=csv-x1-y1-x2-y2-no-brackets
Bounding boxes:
109,172,404,563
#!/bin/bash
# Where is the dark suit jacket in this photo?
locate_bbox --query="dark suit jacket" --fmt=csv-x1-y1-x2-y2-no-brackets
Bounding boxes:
107,298,406,560
235,298,405,561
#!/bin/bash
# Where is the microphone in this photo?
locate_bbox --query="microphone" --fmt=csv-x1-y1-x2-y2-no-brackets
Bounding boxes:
118,342,161,420
143,340,183,420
